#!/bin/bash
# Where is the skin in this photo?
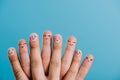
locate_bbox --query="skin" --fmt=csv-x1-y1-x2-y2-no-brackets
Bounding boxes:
41,30,52,75
8,30,94,80
18,39,30,78
60,36,77,79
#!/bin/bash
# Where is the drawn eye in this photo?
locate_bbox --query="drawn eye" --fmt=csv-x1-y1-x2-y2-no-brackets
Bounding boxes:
86,57,88,59
43,35,46,37
68,40,71,42
48,35,51,37
90,59,93,61
73,42,76,44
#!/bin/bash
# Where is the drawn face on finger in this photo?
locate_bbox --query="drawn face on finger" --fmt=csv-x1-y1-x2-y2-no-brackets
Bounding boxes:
66,36,76,50
29,33,38,41
43,34,51,40
53,34,62,48
85,54,94,63
75,50,82,56
8,48,15,55
86,57,93,62
54,35,61,44
18,43,27,48
43,31,52,45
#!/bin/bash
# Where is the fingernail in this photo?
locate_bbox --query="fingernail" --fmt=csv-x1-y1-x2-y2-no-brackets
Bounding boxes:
8,47,15,55
29,33,38,41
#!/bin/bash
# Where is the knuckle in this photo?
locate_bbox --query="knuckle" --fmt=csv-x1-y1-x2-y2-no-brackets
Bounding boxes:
69,69,76,74
31,59,40,66
14,69,22,79
50,60,60,67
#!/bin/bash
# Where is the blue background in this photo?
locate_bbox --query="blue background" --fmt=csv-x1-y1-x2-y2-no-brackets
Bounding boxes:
0,0,120,80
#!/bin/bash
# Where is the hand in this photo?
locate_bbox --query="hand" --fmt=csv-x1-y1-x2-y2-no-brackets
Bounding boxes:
8,30,94,80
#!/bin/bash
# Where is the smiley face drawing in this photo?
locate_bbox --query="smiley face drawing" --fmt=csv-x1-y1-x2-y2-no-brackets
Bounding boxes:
66,36,76,50
86,56,93,62
67,40,76,46
8,48,15,54
43,34,51,40
54,35,61,43
29,33,38,41
75,50,82,56
18,43,27,48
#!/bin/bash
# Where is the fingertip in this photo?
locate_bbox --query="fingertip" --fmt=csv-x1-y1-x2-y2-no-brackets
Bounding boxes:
86,54,94,60
29,33,39,41
66,36,76,51
68,36,77,42
8,47,16,56
29,33,39,48
88,54,94,58
42,30,52,45
75,49,82,56
43,30,52,35
53,34,62,47
18,39,26,44
8,47,18,62
73,49,82,62
54,34,62,38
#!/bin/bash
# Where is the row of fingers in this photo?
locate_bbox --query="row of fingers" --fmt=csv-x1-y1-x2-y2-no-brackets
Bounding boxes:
8,30,94,80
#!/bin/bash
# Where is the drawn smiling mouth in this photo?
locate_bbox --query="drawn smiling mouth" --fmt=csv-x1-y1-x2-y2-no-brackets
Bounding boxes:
69,44,73,46
56,39,59,41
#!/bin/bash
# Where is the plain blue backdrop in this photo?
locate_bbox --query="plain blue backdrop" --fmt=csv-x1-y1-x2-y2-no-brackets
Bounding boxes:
0,0,120,80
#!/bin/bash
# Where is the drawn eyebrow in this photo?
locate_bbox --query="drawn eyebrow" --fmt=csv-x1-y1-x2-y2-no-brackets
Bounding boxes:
18,43,27,46
23,43,27,45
